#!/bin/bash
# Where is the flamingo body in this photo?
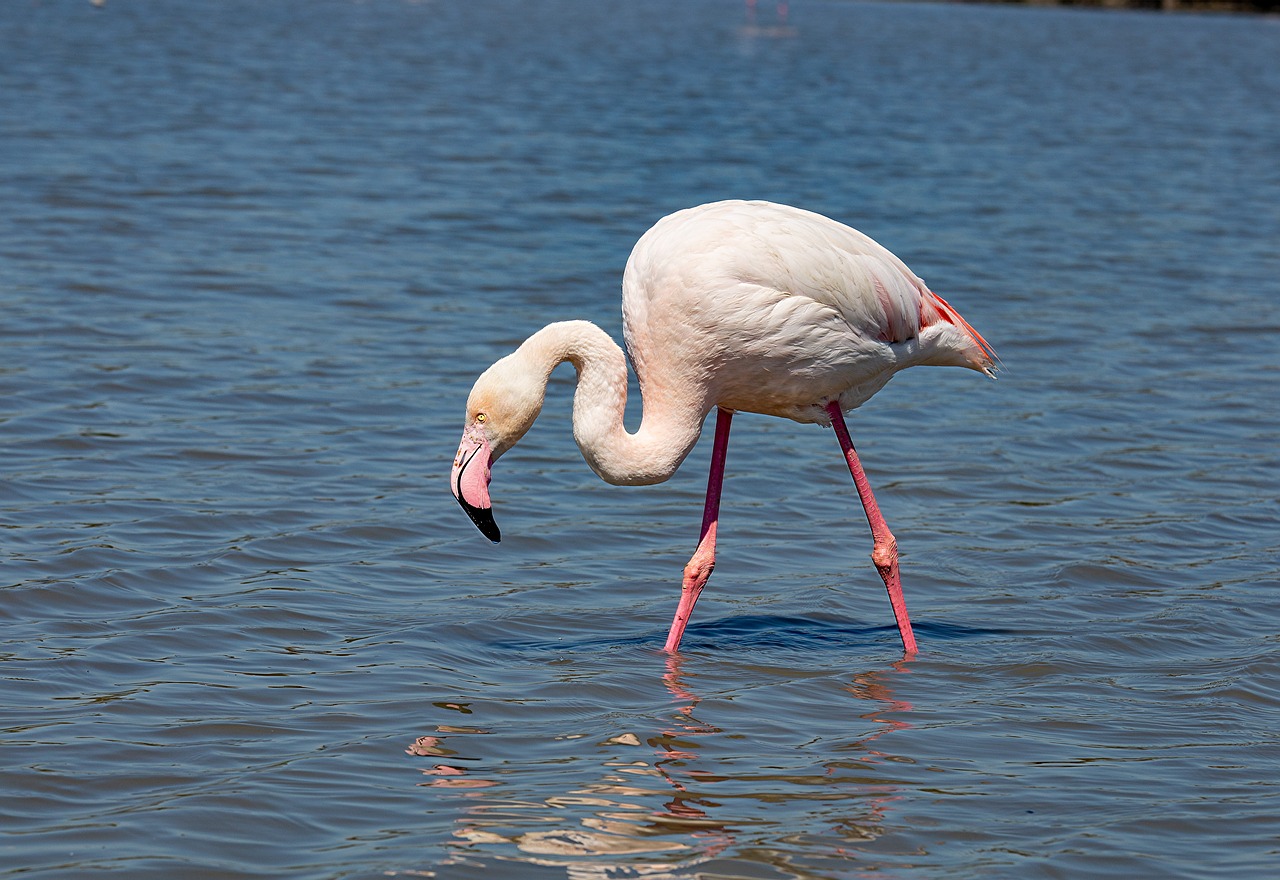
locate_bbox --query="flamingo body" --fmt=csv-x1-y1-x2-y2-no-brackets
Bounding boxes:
450,200,994,654
623,201,992,425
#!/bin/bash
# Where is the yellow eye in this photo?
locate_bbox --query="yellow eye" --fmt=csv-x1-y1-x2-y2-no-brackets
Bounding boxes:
475,413,487,423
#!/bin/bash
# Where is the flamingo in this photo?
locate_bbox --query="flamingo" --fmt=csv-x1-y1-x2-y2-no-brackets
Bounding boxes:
450,200,996,654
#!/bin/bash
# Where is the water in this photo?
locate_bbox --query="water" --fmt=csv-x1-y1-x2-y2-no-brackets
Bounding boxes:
3,0,1278,877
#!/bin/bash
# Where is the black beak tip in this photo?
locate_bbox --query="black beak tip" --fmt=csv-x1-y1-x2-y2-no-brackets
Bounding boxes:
457,495,501,543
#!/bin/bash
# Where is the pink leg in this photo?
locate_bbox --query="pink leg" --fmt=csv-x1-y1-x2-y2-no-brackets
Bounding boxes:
664,407,733,653
826,401,918,655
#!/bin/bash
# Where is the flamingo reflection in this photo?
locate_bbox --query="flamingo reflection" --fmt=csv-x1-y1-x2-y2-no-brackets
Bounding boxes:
406,657,913,875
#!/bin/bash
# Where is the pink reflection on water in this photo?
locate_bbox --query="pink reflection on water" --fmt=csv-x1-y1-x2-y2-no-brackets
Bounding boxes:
405,654,916,874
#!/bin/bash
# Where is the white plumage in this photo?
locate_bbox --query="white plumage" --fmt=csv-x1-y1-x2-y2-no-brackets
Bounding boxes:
622,201,993,425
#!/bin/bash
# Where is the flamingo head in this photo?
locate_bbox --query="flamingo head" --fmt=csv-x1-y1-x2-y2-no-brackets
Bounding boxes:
450,353,547,544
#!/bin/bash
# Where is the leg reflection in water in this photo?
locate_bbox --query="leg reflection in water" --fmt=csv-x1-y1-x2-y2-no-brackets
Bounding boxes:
403,655,915,877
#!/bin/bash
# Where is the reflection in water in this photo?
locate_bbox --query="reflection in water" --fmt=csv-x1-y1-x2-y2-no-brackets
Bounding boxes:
405,658,915,876
845,660,915,748
407,731,499,789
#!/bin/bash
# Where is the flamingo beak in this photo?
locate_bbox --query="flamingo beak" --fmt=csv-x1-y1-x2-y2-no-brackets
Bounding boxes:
450,424,501,543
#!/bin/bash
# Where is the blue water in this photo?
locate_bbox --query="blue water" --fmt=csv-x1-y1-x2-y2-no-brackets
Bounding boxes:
3,1,1279,877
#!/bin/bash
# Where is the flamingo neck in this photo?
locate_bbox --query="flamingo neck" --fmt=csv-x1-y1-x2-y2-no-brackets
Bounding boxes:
523,321,707,486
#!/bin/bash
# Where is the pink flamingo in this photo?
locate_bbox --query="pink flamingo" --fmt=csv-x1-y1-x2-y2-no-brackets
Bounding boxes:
450,201,995,654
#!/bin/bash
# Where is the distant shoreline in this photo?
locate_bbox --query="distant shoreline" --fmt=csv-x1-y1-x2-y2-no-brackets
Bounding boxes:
956,0,1277,12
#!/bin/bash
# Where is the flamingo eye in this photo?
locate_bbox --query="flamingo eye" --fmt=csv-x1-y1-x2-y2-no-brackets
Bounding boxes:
475,413,487,423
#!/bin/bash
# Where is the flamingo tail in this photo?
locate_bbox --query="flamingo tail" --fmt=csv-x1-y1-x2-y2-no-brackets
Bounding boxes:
921,290,999,374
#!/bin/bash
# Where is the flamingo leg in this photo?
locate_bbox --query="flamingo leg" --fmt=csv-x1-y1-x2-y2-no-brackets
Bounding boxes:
664,407,733,653
825,401,919,655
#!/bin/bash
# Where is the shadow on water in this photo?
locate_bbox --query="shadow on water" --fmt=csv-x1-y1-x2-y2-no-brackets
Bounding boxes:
401,656,916,878
495,613,1015,659
676,614,1016,651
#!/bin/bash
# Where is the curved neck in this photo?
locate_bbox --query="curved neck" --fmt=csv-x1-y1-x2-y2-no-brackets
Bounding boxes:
521,321,708,486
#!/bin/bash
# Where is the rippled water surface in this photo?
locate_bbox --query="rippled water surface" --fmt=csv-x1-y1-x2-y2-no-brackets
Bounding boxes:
3,1,1279,877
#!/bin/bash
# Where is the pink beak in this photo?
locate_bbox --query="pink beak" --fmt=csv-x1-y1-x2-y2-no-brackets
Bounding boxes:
450,424,500,542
